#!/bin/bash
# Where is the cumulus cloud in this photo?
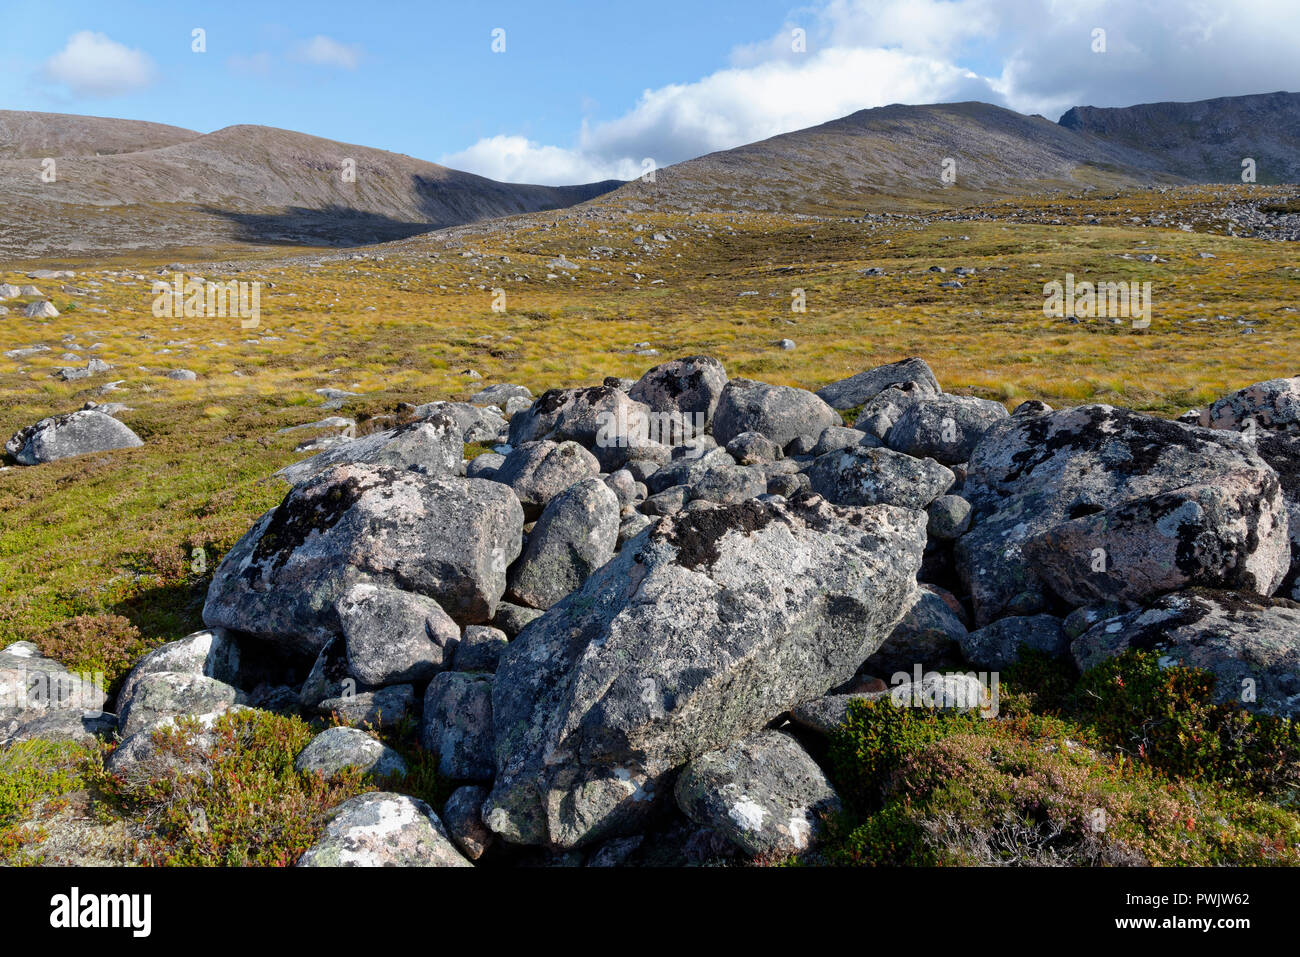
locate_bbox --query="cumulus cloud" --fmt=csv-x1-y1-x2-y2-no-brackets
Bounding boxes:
39,31,156,98
292,35,362,70
444,0,1300,185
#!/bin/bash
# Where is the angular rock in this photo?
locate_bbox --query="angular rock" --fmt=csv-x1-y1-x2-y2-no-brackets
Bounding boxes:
507,477,619,609
492,440,601,520
958,614,1067,670
926,494,972,540
1071,589,1300,719
956,406,1291,625
421,672,495,781
317,683,414,729
203,465,523,654
117,672,243,738
865,584,969,675
452,625,509,673
815,357,940,410
712,379,841,451
442,784,494,860
336,582,460,686
297,793,471,867
294,726,407,779
673,730,840,858
484,495,926,848
410,401,506,444
886,393,1008,465
686,464,767,505
808,445,955,510
628,355,728,429
276,417,462,486
1201,376,1300,432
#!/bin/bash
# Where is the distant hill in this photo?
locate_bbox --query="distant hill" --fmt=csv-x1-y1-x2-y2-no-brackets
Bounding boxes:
1059,91,1300,184
599,101,1181,215
0,110,201,158
0,116,620,257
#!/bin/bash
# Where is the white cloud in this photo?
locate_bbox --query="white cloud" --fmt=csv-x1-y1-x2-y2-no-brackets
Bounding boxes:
443,0,1300,185
293,35,362,70
40,31,156,98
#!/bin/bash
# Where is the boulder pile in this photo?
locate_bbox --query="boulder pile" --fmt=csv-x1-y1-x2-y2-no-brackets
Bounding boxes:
10,355,1299,865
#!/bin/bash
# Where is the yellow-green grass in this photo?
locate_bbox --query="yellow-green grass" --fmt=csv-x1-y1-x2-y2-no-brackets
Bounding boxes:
1,186,1297,667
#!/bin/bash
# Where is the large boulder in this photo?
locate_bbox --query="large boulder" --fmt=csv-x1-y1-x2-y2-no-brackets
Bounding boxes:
507,386,651,448
421,672,495,780
203,464,524,655
712,379,841,451
1071,589,1300,719
296,792,471,867
294,726,407,779
116,672,243,738
628,355,728,430
6,410,142,465
956,406,1291,625
115,628,243,713
408,401,506,444
885,394,1008,465
815,357,940,410
673,729,841,859
506,477,620,609
864,584,968,676
276,417,461,486
1200,376,1300,432
491,440,600,520
484,494,927,848
335,582,460,685
808,446,954,510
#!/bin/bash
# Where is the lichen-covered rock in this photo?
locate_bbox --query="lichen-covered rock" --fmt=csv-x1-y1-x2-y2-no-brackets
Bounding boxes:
725,431,782,465
442,784,494,860
276,416,462,486
484,494,926,849
421,672,495,781
453,625,509,673
6,410,143,465
865,583,969,675
1200,376,1300,432
492,440,601,520
808,445,955,510
958,614,1068,670
507,385,651,448
507,477,619,609
317,684,414,730
686,464,768,505
1071,589,1300,719
673,730,840,858
336,582,459,686
790,673,991,735
927,494,972,539
296,792,471,867
116,629,244,711
816,357,940,410
203,464,523,654
712,379,841,451
956,406,1291,625
294,726,407,779
117,672,244,738
409,401,507,444
886,393,1008,465
628,355,728,429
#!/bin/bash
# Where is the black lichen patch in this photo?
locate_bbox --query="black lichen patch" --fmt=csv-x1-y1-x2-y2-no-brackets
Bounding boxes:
1002,407,1234,485
657,500,778,570
532,388,574,416
248,471,371,574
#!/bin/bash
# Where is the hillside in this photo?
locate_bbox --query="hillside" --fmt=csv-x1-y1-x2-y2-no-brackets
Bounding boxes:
0,109,201,158
0,117,620,257
599,101,1182,215
1060,91,1300,184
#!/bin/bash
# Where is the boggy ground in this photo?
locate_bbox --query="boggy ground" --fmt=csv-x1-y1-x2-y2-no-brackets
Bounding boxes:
1,183,1299,865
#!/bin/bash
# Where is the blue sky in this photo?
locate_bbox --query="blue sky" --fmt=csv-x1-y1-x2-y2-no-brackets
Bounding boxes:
3,0,1297,184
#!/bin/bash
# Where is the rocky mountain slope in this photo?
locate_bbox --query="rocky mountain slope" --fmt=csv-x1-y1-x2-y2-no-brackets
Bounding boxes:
1060,91,1300,184
601,100,1181,215
0,109,201,158
0,117,620,256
